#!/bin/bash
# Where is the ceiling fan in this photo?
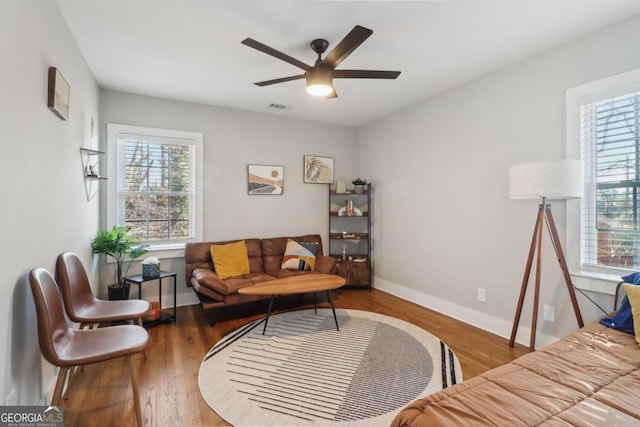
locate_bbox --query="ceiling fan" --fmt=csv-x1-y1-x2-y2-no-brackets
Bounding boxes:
241,25,401,98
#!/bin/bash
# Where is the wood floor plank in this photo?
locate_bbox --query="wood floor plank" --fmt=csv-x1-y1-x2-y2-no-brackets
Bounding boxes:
57,288,529,426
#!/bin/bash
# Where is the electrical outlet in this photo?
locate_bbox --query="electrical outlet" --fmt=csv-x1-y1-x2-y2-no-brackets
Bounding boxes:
477,288,486,302
544,305,555,323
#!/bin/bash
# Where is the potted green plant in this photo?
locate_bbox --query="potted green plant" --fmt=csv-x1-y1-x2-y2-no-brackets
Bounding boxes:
352,177,368,194
91,225,149,300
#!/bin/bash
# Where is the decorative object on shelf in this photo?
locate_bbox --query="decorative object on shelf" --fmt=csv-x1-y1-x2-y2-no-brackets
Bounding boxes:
85,164,97,177
508,159,584,351
338,205,362,217
47,67,70,120
352,177,368,194
80,148,107,201
248,164,284,195
91,226,149,300
142,257,160,279
336,181,347,193
338,205,362,216
144,301,162,322
304,155,334,184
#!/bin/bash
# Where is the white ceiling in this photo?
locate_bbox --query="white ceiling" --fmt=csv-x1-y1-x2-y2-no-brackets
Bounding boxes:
56,0,640,127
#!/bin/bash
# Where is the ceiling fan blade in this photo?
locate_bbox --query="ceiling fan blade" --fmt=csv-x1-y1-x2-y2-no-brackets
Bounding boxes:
254,75,305,87
242,38,312,72
333,70,401,79
322,25,373,69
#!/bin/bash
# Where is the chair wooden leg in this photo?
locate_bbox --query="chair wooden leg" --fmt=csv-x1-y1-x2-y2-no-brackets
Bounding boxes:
128,355,143,427
51,367,70,406
63,366,78,401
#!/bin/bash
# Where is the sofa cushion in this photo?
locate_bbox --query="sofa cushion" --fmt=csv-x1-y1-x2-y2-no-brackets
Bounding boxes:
222,274,276,295
210,240,250,279
267,269,318,279
281,239,318,271
194,268,275,295
190,270,225,302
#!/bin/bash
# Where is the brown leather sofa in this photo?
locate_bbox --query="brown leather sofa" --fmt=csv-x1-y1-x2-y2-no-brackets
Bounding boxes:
185,234,338,325
391,319,640,426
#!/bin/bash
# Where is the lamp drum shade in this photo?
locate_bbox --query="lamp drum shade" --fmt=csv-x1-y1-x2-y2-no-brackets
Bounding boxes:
509,159,584,200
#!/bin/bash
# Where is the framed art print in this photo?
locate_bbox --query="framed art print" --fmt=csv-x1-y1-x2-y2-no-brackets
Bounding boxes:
248,164,284,195
47,67,70,120
304,155,334,184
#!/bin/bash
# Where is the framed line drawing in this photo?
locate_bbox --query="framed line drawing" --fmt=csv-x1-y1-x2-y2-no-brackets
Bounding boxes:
47,67,70,120
248,164,284,195
304,155,334,184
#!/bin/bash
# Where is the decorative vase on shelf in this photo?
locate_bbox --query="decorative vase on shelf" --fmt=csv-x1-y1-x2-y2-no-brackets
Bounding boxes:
352,178,367,194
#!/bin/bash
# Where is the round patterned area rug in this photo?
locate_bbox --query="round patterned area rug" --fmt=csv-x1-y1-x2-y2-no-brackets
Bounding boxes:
198,308,462,427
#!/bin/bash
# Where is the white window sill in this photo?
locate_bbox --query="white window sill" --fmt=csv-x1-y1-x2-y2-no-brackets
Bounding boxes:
570,270,622,296
103,243,187,265
144,243,186,260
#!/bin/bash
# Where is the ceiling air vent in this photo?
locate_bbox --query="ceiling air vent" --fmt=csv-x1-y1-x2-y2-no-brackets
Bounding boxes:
268,103,290,110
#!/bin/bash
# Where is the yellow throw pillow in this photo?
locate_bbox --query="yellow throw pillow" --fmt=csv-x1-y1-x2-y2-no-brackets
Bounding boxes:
210,241,250,279
623,283,640,346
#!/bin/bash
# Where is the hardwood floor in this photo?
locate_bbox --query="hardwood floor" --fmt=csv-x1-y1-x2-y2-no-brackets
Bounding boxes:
61,288,529,426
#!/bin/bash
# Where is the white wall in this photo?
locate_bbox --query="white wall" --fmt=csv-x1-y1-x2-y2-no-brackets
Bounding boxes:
359,13,640,347
99,90,357,306
0,1,100,405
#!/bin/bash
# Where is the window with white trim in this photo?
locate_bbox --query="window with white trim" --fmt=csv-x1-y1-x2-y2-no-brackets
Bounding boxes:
580,91,640,270
107,124,203,251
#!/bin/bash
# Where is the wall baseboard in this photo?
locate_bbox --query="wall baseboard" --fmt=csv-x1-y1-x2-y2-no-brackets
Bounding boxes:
374,277,562,349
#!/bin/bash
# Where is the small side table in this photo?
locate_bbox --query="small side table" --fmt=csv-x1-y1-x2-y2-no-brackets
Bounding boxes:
124,271,177,327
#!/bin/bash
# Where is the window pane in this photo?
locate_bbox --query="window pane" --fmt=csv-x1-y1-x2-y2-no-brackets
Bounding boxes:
124,194,147,220
170,220,190,239
117,137,196,244
581,92,640,270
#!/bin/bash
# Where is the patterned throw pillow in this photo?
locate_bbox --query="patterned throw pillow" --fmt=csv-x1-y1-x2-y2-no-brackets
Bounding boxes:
281,239,318,271
210,240,250,279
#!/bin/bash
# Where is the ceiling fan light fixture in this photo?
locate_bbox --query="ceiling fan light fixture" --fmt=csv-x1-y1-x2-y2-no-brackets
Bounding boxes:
306,82,333,97
306,68,334,96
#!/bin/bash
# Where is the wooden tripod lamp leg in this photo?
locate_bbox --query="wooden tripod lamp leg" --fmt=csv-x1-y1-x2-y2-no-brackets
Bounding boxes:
545,206,584,328
529,209,545,351
510,203,585,351
509,204,544,348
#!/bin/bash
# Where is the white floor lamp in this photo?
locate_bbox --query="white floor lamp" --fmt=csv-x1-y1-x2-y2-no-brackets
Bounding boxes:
508,159,585,351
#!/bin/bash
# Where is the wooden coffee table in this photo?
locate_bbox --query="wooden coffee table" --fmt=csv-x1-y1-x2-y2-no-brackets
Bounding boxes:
238,274,346,334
